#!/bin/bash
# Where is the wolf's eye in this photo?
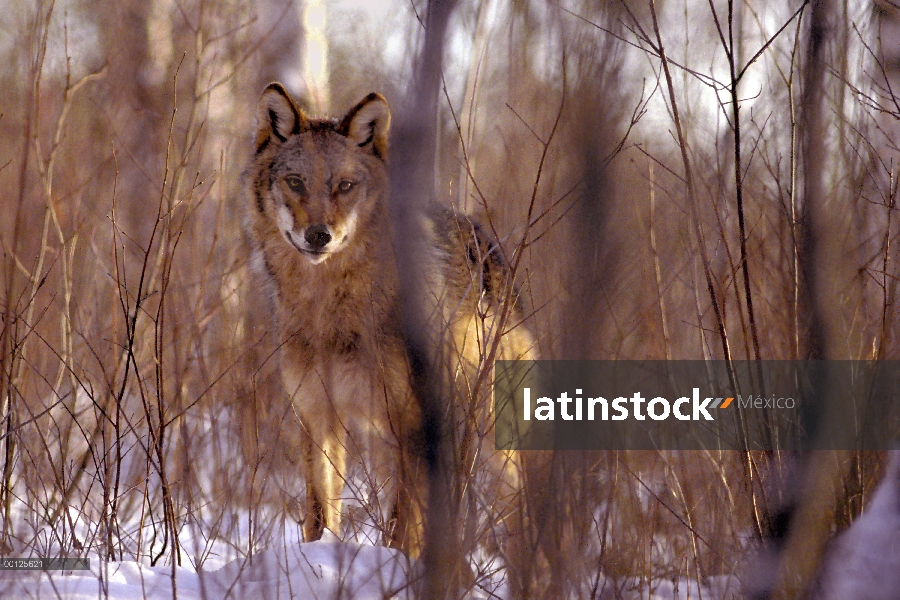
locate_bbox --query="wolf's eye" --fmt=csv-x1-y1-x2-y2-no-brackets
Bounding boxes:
285,176,306,194
337,180,354,194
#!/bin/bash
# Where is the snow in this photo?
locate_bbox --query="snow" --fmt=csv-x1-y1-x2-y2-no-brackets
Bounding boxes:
1,532,413,600
1,542,744,600
813,450,900,600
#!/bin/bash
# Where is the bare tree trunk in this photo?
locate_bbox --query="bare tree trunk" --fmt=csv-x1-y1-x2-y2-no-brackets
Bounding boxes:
766,2,858,597
302,0,330,113
389,1,461,597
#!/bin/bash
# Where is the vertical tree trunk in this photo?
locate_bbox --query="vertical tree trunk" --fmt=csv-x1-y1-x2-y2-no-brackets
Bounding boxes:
768,2,859,597
389,1,461,597
302,0,330,113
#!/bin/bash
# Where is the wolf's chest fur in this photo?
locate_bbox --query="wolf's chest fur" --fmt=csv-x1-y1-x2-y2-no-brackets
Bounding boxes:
256,217,401,365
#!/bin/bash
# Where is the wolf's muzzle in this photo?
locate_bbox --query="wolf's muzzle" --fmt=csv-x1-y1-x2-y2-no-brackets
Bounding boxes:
305,225,332,249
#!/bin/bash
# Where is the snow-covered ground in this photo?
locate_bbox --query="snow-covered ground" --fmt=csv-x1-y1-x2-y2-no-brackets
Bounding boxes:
812,450,900,600
5,387,895,600
1,532,410,600
0,495,733,600
1,544,739,600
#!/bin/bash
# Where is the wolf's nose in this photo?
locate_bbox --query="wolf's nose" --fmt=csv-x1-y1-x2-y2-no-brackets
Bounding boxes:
305,225,332,249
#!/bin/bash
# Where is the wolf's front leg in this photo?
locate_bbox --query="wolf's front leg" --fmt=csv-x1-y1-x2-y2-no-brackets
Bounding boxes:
284,362,350,541
385,445,426,556
300,419,348,542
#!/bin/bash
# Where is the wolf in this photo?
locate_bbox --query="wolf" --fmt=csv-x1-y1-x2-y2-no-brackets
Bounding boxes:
242,83,535,554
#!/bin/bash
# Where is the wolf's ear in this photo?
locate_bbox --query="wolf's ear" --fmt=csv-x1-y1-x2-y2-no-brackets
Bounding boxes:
255,83,307,153
339,93,390,159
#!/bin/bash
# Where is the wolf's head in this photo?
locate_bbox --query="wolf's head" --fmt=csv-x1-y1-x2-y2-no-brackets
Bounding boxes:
249,84,390,265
